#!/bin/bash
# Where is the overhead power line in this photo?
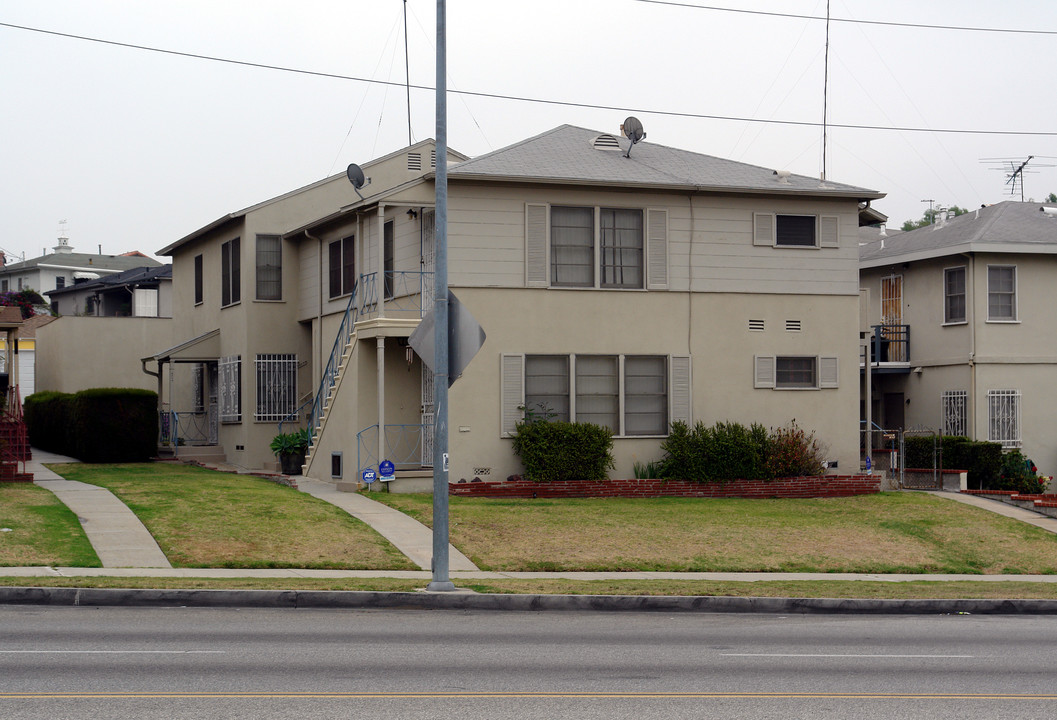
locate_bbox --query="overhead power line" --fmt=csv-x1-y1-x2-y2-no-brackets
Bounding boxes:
635,0,1057,35
3,20,1057,137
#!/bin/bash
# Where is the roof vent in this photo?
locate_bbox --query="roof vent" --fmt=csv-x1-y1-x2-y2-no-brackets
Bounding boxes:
774,170,791,184
592,134,622,151
1041,207,1057,218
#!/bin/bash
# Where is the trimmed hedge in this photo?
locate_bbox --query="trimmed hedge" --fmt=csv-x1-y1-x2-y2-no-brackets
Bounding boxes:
902,435,1003,489
24,388,158,462
511,420,615,483
659,420,825,482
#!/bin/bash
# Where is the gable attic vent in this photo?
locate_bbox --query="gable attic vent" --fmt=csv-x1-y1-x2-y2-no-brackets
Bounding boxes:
407,152,422,171
786,319,802,332
431,149,437,168
748,319,765,332
592,134,623,151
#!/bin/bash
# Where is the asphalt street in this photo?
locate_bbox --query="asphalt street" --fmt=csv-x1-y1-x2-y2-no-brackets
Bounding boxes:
2,606,1056,719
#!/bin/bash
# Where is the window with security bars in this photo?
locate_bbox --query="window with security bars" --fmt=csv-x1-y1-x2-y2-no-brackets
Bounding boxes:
942,390,967,437
192,363,205,413
255,234,281,300
218,355,241,422
987,389,1021,448
255,354,297,422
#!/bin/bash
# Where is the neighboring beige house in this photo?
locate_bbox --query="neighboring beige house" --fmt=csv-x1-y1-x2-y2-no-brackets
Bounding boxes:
0,313,56,399
148,124,882,480
860,201,1057,474
145,140,468,464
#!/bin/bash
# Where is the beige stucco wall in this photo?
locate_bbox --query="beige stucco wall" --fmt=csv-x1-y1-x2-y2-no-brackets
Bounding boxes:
35,316,175,396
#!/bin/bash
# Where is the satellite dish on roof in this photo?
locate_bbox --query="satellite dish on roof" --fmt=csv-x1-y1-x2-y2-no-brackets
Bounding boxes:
621,116,646,158
346,163,371,200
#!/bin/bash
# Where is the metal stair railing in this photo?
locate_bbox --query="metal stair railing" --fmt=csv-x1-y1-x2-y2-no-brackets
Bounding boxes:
308,280,365,441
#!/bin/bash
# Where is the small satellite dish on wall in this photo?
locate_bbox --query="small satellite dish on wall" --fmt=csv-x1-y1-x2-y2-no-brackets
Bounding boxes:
621,116,646,158
346,163,371,200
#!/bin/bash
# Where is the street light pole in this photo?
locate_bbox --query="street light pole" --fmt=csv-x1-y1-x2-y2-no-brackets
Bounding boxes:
427,0,454,592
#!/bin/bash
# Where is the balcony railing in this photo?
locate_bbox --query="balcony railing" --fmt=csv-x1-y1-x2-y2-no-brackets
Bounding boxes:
864,324,910,368
358,271,433,321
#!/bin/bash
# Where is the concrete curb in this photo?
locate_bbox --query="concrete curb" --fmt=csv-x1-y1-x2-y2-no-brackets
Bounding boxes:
3,587,1057,614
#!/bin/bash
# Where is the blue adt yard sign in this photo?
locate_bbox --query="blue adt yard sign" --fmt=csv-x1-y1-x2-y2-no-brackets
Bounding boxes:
362,469,377,483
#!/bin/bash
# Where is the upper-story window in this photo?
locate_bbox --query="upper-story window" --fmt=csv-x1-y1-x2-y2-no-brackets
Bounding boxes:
328,236,355,298
754,213,839,249
221,237,241,307
384,220,395,299
255,234,282,301
987,265,1017,321
194,254,203,305
550,207,644,289
55,276,66,290
526,204,667,291
944,266,966,324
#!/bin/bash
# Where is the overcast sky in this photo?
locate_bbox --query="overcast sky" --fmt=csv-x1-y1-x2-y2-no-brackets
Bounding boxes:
3,0,1056,263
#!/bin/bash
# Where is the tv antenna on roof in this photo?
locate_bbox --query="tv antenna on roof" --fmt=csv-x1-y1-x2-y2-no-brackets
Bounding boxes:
980,155,1056,201
346,163,371,201
621,116,645,158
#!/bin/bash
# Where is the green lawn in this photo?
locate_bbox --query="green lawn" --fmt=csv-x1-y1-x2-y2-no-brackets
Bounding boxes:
45,463,417,570
372,492,1057,574
0,483,101,567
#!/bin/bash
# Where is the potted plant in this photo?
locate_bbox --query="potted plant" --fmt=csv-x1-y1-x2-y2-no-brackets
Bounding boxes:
270,427,311,475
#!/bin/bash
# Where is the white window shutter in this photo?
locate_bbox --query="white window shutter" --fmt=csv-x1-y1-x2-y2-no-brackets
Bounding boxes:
669,355,692,427
820,215,839,248
819,356,839,388
646,208,668,290
753,213,774,246
754,355,776,388
525,203,549,287
500,354,525,437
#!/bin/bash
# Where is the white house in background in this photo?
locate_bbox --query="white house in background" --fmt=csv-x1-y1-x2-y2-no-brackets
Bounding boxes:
0,234,161,297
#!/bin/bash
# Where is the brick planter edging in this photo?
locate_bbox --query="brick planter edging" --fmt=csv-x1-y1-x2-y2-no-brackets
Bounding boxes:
449,475,880,499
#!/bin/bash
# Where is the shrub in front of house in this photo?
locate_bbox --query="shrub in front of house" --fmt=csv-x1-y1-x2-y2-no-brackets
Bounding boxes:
24,391,75,455
25,388,158,462
659,420,825,482
512,420,615,483
903,435,1006,490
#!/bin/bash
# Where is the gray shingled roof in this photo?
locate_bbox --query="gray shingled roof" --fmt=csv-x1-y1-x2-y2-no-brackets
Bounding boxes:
448,125,883,199
860,201,1057,267
0,252,161,274
46,264,172,297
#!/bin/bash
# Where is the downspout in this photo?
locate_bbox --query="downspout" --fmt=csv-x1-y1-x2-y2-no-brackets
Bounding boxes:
964,252,977,439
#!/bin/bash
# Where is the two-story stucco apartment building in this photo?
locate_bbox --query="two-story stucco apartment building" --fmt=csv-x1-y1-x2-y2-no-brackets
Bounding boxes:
860,201,1057,475
145,125,883,483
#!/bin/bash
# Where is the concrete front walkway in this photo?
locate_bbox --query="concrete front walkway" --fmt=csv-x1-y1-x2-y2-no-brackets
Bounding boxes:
924,490,1057,534
29,450,171,569
296,477,479,572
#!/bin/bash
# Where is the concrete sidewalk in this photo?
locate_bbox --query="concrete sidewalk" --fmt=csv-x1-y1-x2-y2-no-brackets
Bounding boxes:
296,477,478,571
30,450,171,568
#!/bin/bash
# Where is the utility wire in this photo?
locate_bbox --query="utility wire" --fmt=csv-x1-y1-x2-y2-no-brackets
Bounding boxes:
635,0,1057,35
4,20,1057,137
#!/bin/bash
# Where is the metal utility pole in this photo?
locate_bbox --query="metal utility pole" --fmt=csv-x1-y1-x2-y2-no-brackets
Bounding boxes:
428,0,455,593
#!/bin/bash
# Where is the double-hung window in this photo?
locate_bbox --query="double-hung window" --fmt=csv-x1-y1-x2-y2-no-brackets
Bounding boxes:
506,354,690,437
328,236,356,298
944,266,966,323
987,265,1017,321
221,237,241,307
527,204,667,290
255,234,282,301
550,206,595,287
754,213,839,248
255,354,297,422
